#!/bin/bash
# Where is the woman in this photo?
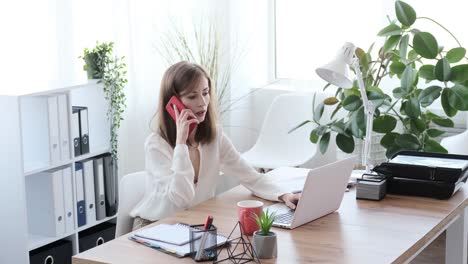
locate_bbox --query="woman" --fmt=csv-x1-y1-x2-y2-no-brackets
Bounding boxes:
130,61,300,229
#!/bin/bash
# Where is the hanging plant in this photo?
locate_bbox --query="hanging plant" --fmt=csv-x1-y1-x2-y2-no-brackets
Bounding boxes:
80,41,128,161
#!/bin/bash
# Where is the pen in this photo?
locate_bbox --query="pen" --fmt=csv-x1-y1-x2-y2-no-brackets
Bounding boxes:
204,215,213,230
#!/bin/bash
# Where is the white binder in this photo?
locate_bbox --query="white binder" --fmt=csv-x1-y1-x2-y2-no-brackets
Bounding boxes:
83,160,97,225
58,94,71,161
25,170,65,237
47,96,61,164
62,167,75,233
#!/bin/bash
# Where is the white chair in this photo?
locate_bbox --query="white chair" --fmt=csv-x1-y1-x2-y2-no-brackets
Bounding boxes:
242,92,337,170
115,171,147,237
441,114,468,155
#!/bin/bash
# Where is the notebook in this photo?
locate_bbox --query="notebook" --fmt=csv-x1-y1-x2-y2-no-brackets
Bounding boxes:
129,223,229,258
135,223,200,245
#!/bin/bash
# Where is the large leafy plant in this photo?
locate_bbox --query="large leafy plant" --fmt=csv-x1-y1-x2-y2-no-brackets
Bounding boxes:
80,41,128,161
304,1,468,159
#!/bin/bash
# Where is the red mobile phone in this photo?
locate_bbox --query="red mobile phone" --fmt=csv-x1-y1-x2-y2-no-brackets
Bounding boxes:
165,96,197,134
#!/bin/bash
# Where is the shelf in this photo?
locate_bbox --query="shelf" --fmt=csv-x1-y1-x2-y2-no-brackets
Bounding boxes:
28,231,75,251
28,215,117,251
24,159,73,176
74,148,111,162
77,215,117,233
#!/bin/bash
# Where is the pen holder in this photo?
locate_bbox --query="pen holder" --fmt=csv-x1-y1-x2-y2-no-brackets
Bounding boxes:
189,224,217,262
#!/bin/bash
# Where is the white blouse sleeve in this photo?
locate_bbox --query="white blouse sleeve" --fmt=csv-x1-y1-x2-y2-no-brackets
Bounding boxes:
144,141,196,209
219,132,287,201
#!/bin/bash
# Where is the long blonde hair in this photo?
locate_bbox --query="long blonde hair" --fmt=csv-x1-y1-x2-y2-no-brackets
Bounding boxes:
156,61,218,148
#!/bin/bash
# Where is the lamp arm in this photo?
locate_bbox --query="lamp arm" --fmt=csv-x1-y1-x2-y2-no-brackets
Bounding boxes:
351,58,375,174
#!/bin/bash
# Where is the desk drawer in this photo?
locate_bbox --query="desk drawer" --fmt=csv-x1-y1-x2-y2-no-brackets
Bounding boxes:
79,222,116,252
30,239,72,264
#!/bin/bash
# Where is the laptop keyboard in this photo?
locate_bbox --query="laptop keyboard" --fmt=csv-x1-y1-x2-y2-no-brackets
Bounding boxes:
274,210,295,224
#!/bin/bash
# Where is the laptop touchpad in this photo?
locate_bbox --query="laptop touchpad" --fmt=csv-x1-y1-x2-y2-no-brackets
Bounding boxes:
265,203,292,215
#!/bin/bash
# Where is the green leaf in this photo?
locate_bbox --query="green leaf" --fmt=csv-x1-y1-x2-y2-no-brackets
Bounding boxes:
310,128,320,143
324,97,339,105
418,85,442,107
319,132,331,154
355,107,366,131
426,128,445,138
446,47,466,63
384,35,401,52
288,120,311,134
368,90,386,108
395,1,416,27
449,84,468,110
399,35,409,60
390,61,405,75
451,64,468,83
386,145,402,158
404,97,421,119
336,133,355,153
378,23,402,37
419,65,436,81
441,88,457,117
342,95,362,111
432,117,454,127
381,132,400,148
393,87,405,99
434,57,451,81
401,66,416,92
313,102,325,123
395,134,421,150
413,32,438,59
349,108,365,138
331,120,347,135
373,115,397,133
424,139,448,153
410,119,426,135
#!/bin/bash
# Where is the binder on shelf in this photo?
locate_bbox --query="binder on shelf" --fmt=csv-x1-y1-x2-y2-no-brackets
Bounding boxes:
57,94,71,161
83,160,97,225
93,158,107,220
26,169,65,237
72,108,81,157
47,96,61,164
72,106,90,156
103,155,118,216
62,166,75,233
75,162,87,227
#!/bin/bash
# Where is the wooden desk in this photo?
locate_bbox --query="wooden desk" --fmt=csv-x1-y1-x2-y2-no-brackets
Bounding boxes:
73,185,468,264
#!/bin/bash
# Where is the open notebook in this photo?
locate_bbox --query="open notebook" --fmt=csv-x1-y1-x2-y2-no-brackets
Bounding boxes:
129,223,229,258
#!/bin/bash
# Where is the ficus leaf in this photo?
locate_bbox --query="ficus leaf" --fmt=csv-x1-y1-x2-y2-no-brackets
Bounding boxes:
434,57,451,82
446,47,466,63
373,115,397,133
441,88,457,117
319,132,331,154
418,85,442,107
395,1,416,27
413,32,438,59
419,65,436,81
336,133,355,153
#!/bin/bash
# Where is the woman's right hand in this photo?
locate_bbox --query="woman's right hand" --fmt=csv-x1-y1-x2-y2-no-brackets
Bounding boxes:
174,105,199,145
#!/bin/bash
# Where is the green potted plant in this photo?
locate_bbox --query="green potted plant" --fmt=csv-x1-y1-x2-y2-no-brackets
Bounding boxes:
294,1,468,161
80,41,127,161
252,209,277,259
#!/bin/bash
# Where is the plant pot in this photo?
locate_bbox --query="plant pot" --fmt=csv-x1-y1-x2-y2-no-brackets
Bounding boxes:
252,231,277,259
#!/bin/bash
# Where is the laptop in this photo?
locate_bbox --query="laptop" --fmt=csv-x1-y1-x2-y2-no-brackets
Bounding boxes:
265,157,355,229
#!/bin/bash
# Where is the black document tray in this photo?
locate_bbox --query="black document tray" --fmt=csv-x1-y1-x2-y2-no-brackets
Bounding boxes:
373,151,468,199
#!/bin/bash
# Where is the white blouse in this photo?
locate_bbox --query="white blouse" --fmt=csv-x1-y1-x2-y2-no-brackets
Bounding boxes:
130,127,289,221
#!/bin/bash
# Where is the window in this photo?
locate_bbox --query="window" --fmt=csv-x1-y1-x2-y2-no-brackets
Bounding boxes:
274,0,468,81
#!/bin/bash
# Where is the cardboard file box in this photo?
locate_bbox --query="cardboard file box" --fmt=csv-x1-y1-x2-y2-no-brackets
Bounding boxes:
29,239,72,264
79,222,116,252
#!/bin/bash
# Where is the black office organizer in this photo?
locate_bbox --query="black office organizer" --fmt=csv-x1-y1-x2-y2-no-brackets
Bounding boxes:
373,151,468,199
190,224,218,262
214,221,260,264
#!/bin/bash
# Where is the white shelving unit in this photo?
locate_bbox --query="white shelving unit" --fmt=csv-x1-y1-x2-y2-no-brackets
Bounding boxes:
0,80,117,264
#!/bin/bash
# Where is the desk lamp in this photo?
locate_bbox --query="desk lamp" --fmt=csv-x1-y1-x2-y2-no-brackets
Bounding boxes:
316,42,375,174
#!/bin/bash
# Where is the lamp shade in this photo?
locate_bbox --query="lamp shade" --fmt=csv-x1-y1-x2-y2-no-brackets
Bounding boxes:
315,42,356,89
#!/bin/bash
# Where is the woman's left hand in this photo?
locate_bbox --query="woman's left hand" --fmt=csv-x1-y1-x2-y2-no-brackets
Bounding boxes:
279,193,301,209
